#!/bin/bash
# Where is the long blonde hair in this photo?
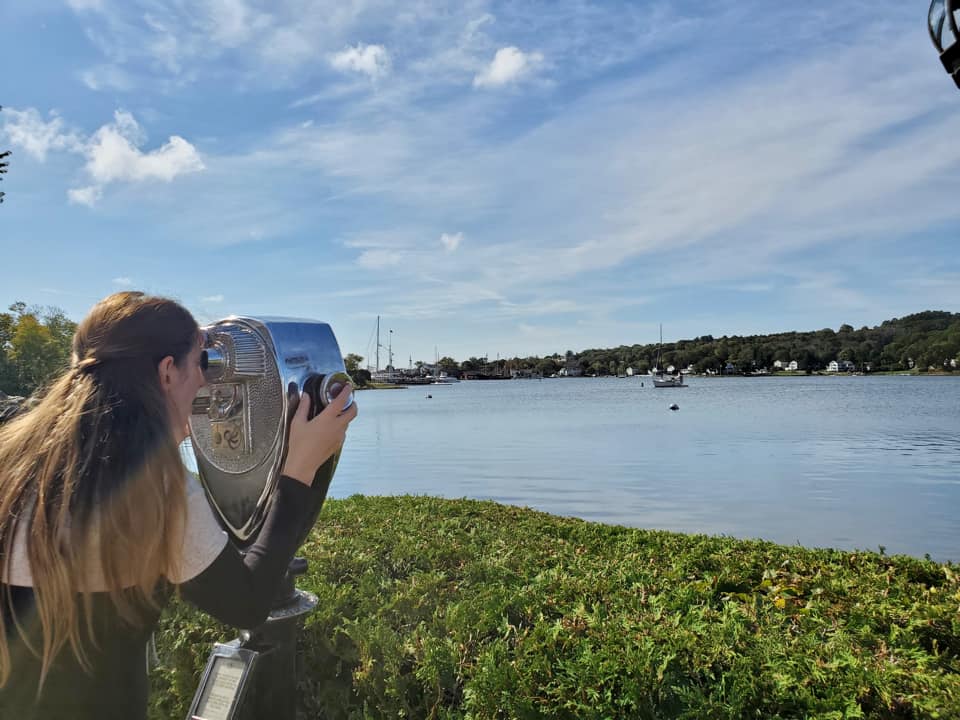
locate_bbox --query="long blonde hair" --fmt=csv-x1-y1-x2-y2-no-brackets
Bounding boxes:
0,291,196,687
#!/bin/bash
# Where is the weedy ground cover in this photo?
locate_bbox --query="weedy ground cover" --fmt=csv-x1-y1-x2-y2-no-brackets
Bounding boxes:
150,495,960,719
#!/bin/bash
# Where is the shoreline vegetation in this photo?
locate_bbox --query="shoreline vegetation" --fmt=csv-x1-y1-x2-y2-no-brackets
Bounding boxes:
349,311,960,386
361,369,957,385
2,303,959,397
150,496,959,720
355,369,958,391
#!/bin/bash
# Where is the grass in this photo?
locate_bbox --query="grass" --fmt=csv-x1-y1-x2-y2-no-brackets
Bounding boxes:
149,496,960,719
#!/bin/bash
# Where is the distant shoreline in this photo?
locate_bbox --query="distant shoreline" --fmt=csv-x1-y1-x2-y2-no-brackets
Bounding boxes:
355,371,958,388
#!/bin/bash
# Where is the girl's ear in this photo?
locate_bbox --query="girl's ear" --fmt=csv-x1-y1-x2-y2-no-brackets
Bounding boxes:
157,355,175,392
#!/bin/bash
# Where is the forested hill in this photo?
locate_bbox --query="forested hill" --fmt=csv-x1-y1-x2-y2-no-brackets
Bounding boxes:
3,303,960,398
562,311,960,377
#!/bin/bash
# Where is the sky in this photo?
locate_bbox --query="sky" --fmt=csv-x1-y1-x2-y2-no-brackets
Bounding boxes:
1,1,959,367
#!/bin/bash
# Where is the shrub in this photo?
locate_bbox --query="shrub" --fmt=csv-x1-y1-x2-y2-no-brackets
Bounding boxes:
150,496,960,719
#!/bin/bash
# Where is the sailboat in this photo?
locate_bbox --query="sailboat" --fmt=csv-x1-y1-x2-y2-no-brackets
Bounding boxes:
651,324,687,388
431,347,460,384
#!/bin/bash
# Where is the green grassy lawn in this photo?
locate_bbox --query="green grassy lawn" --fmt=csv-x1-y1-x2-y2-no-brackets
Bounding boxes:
150,496,959,719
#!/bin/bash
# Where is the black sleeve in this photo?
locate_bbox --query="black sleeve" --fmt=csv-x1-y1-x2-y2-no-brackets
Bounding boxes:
177,475,316,629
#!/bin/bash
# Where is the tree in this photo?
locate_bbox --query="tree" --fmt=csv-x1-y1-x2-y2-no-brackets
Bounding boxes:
735,346,755,371
0,150,9,205
42,306,75,352
694,356,719,374
0,310,14,391
1,105,10,205
351,368,371,386
439,356,459,374
0,303,76,396
536,358,558,376
343,353,364,375
10,315,58,391
343,353,369,386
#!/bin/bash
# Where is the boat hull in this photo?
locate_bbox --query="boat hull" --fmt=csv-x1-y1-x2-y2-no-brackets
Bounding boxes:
652,377,687,388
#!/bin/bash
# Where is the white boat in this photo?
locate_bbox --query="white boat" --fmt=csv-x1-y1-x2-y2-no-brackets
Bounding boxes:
652,375,686,388
371,367,403,384
651,324,687,388
429,348,460,384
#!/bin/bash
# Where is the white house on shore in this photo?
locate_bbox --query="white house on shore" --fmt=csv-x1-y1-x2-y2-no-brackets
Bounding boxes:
774,360,800,371
827,360,855,372
559,357,583,377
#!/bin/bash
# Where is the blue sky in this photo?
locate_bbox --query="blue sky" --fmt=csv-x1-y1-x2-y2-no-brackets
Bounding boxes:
1,1,958,366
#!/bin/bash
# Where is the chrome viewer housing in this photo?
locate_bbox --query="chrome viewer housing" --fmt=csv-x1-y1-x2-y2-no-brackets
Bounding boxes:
188,316,353,545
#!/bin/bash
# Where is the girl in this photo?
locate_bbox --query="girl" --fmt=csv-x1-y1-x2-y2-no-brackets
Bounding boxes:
0,291,357,718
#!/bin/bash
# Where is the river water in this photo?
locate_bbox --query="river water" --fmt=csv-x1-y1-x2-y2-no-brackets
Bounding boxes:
331,375,960,562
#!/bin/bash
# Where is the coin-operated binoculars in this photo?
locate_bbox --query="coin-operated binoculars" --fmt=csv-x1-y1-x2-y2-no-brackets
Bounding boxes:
184,317,352,720
929,0,960,87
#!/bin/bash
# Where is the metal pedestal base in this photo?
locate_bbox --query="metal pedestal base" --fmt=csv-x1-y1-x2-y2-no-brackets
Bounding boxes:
187,586,318,720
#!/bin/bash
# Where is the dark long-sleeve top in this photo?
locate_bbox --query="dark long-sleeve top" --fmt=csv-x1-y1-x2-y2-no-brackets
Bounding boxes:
0,473,318,720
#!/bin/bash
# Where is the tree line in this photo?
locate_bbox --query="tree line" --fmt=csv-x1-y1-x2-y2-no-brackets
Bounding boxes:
522,311,960,377
4,306,959,398
0,303,77,397
355,311,960,380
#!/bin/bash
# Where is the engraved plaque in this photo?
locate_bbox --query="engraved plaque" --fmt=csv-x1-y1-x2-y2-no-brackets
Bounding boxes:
188,644,256,720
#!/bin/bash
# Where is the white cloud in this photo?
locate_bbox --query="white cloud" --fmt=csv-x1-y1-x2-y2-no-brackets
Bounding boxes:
144,14,183,75
112,276,134,286
68,185,103,207
66,0,104,11
80,65,134,92
1,108,82,161
463,13,495,40
440,232,463,252
473,46,543,88
259,26,315,69
201,294,225,303
7,107,206,206
357,249,403,269
329,44,391,79
84,110,204,184
203,0,259,48
58,0,654,92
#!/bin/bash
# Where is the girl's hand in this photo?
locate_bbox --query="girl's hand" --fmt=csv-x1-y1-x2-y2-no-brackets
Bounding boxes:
282,383,357,485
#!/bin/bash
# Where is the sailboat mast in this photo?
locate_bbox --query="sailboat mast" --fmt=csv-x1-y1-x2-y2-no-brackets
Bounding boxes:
657,323,662,370
376,316,380,372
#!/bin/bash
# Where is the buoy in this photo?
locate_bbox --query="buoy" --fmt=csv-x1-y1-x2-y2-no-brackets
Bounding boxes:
669,403,679,411
426,394,432,399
